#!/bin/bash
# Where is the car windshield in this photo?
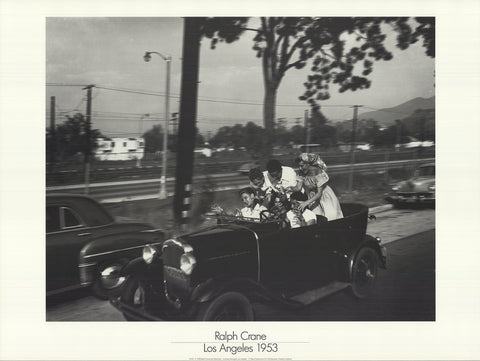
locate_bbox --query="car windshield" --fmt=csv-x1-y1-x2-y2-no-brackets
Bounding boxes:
418,166,435,176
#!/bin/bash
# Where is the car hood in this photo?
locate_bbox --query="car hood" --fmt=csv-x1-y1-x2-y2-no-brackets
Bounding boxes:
396,176,435,192
80,223,165,259
178,224,259,261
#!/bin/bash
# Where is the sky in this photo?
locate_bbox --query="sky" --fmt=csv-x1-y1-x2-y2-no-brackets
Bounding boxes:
46,17,435,138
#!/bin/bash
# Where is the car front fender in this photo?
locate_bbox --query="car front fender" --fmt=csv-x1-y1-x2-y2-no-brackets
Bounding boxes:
190,277,268,304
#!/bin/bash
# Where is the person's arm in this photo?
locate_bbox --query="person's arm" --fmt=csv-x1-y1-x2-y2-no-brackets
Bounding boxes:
299,183,326,211
304,210,317,226
290,176,303,192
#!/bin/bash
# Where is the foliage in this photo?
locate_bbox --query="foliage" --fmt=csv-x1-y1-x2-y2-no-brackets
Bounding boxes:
201,17,435,157
400,109,435,141
335,118,382,144
46,113,103,163
209,121,268,157
143,125,205,153
143,125,164,153
307,105,337,148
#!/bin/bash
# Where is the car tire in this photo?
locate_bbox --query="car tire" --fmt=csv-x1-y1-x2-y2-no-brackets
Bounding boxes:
351,247,379,299
91,261,127,300
119,277,146,321
195,292,254,321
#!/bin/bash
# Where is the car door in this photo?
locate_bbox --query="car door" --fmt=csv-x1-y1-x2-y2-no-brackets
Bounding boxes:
286,224,334,286
46,205,93,292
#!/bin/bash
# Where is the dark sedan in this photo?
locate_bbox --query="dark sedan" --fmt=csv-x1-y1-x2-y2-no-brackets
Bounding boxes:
46,194,165,299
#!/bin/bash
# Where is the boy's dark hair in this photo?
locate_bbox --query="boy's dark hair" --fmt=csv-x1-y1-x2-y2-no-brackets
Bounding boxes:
248,167,263,181
266,159,282,173
290,191,308,202
239,187,256,196
268,191,291,211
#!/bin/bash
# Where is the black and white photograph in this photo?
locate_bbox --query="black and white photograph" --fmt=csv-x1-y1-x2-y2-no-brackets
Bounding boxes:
1,1,480,360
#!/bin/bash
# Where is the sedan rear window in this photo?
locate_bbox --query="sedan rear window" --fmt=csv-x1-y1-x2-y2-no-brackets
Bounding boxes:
63,208,83,228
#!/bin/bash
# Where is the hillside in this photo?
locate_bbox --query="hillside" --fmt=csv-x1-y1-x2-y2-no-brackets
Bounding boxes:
358,96,435,127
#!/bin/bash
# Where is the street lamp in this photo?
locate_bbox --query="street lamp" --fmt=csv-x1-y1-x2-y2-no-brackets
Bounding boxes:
144,51,171,199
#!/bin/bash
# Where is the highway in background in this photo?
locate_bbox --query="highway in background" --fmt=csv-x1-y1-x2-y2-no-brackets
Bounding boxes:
46,158,433,203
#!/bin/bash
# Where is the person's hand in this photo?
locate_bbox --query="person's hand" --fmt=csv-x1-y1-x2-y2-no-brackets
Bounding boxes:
292,207,302,219
299,201,309,212
211,204,225,214
234,208,242,217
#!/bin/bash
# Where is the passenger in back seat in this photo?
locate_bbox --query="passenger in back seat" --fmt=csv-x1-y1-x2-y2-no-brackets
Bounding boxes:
286,191,317,228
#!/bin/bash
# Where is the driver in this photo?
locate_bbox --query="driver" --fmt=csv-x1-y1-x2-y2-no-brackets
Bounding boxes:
237,187,268,220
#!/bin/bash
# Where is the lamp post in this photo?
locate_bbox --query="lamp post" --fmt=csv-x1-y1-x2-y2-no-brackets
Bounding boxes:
144,51,171,199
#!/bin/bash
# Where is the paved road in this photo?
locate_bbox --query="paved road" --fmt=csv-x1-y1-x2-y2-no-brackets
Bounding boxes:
46,207,435,321
254,229,435,321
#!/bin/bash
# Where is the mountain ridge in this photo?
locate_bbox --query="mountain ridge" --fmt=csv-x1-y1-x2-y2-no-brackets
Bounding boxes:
357,96,435,127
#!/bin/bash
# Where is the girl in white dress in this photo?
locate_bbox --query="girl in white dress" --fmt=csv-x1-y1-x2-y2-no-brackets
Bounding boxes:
295,153,343,221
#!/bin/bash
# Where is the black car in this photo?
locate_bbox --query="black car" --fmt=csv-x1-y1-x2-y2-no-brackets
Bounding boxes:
46,194,165,299
111,203,386,320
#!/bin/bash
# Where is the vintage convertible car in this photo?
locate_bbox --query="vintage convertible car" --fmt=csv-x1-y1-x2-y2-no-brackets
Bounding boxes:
111,203,386,321
385,162,435,207
46,194,165,299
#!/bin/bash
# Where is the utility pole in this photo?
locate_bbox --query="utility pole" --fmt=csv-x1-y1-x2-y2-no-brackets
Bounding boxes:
171,112,179,135
173,17,202,231
348,105,362,193
395,119,402,152
48,96,56,172
83,85,94,195
304,109,310,152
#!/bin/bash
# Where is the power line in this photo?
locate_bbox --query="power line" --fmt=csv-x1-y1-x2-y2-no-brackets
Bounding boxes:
47,83,358,108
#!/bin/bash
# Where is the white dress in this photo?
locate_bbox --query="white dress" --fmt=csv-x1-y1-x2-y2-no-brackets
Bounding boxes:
301,170,343,221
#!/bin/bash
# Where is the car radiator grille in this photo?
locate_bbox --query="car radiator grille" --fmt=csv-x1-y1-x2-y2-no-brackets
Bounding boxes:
162,244,184,268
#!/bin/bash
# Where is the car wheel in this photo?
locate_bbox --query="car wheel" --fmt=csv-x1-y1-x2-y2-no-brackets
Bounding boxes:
351,247,379,299
195,292,254,321
91,261,127,300
120,277,146,321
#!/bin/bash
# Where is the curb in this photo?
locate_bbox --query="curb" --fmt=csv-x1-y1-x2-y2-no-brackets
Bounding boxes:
368,204,393,214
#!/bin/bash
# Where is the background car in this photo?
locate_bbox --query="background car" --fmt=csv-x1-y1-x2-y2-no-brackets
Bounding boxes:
46,194,165,299
385,163,435,207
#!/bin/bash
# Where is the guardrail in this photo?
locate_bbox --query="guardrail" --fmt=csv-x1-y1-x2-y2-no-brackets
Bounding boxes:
46,158,434,203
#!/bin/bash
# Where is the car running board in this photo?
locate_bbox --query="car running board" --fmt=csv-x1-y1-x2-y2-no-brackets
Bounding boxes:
289,281,350,305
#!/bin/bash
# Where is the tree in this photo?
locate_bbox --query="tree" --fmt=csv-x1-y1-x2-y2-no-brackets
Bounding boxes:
401,108,435,142
209,121,267,157
47,113,103,162
144,124,204,153
143,124,164,153
307,105,336,148
202,17,435,156
243,121,268,157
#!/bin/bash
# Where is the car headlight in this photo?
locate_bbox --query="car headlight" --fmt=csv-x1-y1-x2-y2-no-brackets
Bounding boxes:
428,185,435,191
142,244,158,264
180,253,197,275
391,185,400,191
